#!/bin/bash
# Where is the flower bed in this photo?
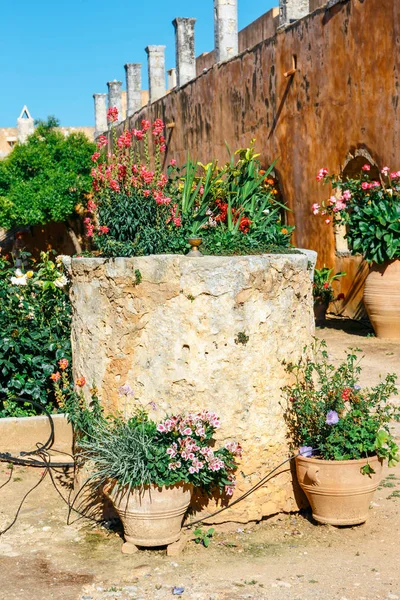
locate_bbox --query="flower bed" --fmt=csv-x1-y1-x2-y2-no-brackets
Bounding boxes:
86,112,293,257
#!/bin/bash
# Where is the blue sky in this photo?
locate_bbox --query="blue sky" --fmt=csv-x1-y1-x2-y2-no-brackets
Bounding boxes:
0,0,275,128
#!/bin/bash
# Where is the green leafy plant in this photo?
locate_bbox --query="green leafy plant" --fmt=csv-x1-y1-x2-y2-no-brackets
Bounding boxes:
313,266,346,302
87,114,294,257
193,526,214,547
282,339,400,469
0,251,71,416
0,117,95,251
314,165,400,264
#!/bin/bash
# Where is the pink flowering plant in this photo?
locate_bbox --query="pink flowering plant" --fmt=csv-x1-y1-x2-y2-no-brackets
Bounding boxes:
282,340,400,473
313,165,400,264
86,111,293,257
76,395,242,497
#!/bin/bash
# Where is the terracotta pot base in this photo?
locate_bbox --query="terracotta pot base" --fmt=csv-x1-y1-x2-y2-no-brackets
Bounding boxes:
296,455,382,526
105,482,192,548
363,259,400,339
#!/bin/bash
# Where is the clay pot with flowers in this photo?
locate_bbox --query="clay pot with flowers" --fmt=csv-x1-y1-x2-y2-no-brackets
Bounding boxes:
67,387,242,553
313,266,346,325
282,340,399,526
314,165,400,338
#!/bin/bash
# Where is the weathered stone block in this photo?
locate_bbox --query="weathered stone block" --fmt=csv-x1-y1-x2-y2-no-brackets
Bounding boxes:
70,253,314,522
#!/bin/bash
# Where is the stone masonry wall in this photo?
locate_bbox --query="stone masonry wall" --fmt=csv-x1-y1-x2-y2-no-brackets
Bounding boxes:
115,0,400,319
71,254,314,523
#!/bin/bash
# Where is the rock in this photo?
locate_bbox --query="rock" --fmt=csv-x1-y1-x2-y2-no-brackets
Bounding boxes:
71,254,314,523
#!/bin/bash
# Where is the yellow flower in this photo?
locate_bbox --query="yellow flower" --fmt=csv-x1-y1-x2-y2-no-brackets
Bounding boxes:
26,271,34,278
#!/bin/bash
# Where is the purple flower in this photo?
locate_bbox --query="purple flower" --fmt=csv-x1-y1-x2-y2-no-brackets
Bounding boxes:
353,384,361,391
299,446,313,458
326,410,339,426
118,384,134,397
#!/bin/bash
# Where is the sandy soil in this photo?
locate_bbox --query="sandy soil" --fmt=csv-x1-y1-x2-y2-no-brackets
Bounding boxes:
0,321,399,600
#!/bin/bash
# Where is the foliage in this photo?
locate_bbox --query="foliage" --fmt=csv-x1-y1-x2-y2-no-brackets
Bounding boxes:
313,266,346,302
313,165,400,264
0,117,95,230
0,251,71,417
86,112,294,257
282,339,400,469
194,526,214,548
54,376,242,495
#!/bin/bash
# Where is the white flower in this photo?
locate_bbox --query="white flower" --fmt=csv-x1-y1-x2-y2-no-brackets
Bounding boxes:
10,269,27,286
54,275,68,288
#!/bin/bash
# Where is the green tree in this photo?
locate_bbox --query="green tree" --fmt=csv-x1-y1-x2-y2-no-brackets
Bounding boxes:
0,116,95,252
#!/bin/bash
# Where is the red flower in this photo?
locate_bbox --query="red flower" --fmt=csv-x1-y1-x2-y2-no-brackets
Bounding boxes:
76,376,86,388
132,129,144,140
323,282,330,289
87,200,97,213
341,387,351,401
107,107,119,123
98,225,109,234
97,135,108,148
239,216,252,234
109,179,120,192
50,372,61,382
141,119,151,131
58,358,69,371
91,152,100,162
362,164,371,171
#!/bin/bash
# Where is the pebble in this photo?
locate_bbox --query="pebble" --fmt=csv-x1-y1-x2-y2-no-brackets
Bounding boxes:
42,526,51,531
271,581,291,588
387,594,399,600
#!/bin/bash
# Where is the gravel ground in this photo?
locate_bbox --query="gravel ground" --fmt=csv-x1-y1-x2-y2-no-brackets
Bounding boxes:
0,320,399,600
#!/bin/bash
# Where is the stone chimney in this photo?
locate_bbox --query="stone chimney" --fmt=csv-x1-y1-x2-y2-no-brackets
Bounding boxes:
93,94,107,138
167,68,177,90
17,106,34,143
173,18,196,87
279,0,309,26
124,64,142,117
107,80,123,123
214,0,238,63
145,46,166,103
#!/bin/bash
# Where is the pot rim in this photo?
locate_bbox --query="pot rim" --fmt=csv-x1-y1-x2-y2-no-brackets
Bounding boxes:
295,454,382,466
104,480,193,495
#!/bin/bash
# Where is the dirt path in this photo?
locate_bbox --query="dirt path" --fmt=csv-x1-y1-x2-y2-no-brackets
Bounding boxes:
0,322,399,600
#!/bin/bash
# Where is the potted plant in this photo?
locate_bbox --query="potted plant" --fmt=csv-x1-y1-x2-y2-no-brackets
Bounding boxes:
55,377,242,553
313,266,345,325
313,165,400,338
282,340,399,526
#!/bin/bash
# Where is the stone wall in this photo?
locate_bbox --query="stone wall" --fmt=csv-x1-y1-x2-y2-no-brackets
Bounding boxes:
115,0,399,319
70,253,314,522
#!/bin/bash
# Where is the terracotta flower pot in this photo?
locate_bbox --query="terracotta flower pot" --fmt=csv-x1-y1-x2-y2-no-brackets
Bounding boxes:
295,455,383,526
313,297,329,325
105,482,192,551
363,259,400,339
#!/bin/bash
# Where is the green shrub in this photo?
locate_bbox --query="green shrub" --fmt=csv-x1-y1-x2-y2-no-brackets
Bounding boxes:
0,251,71,417
0,117,95,232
